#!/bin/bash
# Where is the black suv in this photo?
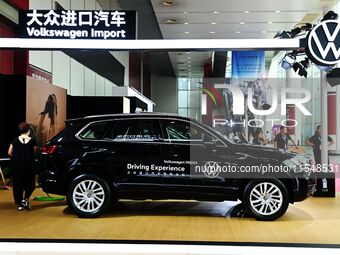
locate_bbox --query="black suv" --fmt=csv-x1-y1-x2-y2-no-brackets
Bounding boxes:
38,113,315,220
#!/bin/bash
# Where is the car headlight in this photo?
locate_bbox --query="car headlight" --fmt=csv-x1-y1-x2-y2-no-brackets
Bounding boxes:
283,155,312,173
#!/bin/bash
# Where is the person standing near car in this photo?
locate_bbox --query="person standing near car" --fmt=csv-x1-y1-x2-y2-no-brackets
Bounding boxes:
306,125,335,166
8,122,37,211
253,129,268,146
274,126,298,150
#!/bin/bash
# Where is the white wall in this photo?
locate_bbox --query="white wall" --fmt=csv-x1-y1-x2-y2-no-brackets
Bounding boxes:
84,66,96,96
70,59,85,96
151,74,177,113
95,75,105,96
28,0,126,97
104,79,113,96
52,51,70,91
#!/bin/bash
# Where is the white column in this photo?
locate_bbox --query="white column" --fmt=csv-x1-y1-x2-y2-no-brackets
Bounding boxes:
286,69,302,145
320,72,328,166
336,85,340,153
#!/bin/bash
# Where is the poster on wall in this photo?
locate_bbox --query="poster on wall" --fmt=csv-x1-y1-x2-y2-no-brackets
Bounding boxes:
232,51,265,78
26,76,67,147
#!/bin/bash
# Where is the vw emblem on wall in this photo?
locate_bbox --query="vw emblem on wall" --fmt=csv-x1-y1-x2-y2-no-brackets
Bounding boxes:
306,20,340,66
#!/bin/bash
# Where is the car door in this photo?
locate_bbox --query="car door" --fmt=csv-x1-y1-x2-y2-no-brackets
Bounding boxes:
159,118,236,200
95,118,164,198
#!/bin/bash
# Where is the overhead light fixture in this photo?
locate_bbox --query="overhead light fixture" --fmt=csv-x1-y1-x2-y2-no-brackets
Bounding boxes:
184,22,189,25
327,68,340,87
184,31,190,34
268,21,273,24
275,10,281,13
321,10,338,21
211,22,217,24
213,11,219,14
165,18,177,24
162,0,176,6
210,31,215,33
262,31,267,33
281,51,297,70
293,58,309,78
274,27,301,38
236,31,241,33
183,12,188,14
244,11,249,14
240,22,245,25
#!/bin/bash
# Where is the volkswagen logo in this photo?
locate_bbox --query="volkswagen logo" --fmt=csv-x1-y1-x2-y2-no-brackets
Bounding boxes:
306,20,340,66
203,161,221,178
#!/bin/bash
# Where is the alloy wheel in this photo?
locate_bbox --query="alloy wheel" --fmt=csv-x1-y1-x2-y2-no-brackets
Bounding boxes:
249,182,283,216
72,180,105,213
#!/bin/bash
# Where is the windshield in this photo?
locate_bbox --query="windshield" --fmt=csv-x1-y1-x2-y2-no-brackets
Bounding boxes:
192,119,236,145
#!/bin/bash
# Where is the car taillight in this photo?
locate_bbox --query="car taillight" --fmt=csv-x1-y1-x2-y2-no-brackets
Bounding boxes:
42,145,57,155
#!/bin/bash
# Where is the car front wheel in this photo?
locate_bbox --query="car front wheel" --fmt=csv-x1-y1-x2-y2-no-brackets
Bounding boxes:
243,179,289,221
67,174,111,218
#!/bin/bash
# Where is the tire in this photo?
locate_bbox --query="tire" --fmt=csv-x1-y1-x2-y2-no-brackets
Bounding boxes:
243,179,289,221
67,174,111,218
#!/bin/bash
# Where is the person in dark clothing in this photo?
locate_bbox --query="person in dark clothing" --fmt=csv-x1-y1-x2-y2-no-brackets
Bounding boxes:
8,122,37,211
274,125,298,150
306,125,335,165
253,129,268,146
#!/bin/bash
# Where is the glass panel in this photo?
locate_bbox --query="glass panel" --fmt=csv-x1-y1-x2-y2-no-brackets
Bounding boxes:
189,108,201,120
178,78,188,90
178,91,188,108
178,108,188,117
105,119,156,141
79,121,109,140
188,91,200,108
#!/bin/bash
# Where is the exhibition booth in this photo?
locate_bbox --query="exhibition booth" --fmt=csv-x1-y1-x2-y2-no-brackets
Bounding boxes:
1,0,340,254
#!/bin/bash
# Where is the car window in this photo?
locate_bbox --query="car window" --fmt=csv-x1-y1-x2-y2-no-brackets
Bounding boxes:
162,120,222,145
79,121,110,140
104,119,158,142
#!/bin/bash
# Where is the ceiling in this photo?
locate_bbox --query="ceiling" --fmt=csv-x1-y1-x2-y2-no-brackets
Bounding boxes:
98,0,336,78
150,0,336,77
168,51,212,77
151,0,334,39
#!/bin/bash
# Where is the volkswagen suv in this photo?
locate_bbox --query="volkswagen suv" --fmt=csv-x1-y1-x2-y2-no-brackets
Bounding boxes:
38,113,315,220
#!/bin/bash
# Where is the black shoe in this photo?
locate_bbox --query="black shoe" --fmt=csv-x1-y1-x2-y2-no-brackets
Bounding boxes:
23,198,31,211
17,203,24,211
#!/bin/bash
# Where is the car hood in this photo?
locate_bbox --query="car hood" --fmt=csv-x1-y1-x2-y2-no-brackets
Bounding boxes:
231,143,297,162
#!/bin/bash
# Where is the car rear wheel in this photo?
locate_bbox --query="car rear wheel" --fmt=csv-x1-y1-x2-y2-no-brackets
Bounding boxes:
243,179,289,221
67,174,111,218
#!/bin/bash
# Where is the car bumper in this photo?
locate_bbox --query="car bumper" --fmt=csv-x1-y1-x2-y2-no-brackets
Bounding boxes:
38,170,67,196
293,177,316,202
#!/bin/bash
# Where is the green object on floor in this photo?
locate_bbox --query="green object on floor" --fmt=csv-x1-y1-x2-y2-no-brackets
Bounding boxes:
34,195,65,201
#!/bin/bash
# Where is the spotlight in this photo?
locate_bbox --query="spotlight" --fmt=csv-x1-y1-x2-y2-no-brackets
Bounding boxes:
300,58,309,68
298,67,308,78
327,68,340,87
292,58,309,78
274,27,301,38
281,51,297,70
321,11,338,21
262,103,271,110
